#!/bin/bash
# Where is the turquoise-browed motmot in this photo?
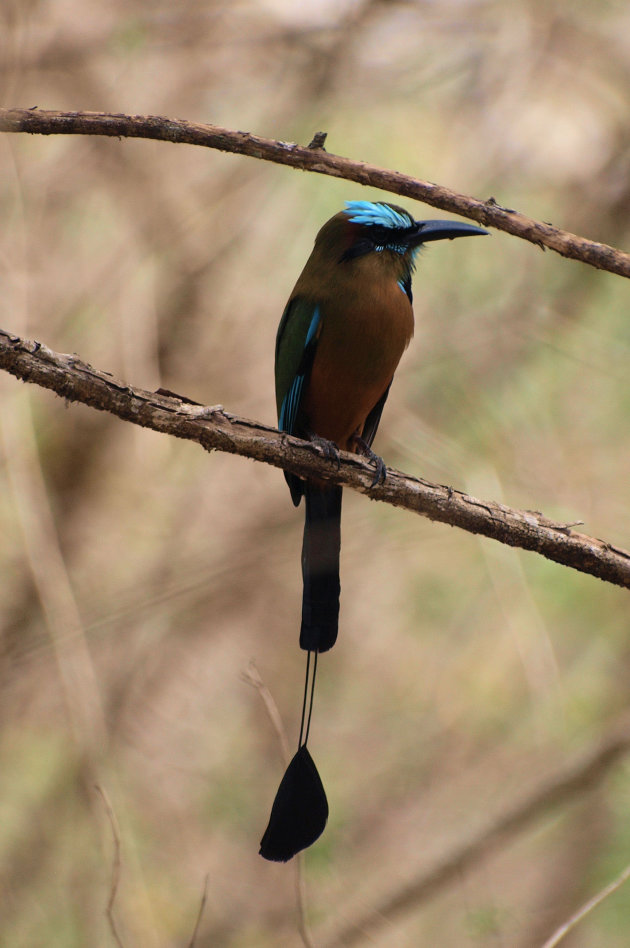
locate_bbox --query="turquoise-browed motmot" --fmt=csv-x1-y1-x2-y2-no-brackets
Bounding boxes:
260,200,487,862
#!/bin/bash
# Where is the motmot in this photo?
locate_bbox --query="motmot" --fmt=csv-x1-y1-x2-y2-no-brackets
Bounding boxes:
260,200,488,862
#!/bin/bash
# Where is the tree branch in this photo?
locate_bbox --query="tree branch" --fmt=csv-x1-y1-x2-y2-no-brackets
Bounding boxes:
187,874,210,948
321,718,630,947
2,326,629,590
1,108,629,278
95,785,125,948
540,859,630,948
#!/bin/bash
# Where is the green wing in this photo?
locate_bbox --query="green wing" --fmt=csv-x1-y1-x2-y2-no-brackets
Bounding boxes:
275,298,322,434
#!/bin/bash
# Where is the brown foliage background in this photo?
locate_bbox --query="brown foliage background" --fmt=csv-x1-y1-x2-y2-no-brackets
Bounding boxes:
1,2,630,946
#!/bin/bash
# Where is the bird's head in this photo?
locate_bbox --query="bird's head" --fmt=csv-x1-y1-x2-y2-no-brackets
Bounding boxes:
315,200,488,266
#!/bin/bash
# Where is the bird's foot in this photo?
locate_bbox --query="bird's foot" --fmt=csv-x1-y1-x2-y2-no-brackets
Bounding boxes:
306,431,341,469
351,435,386,487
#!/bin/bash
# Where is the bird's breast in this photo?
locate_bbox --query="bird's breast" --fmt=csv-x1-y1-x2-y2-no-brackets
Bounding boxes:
303,278,414,449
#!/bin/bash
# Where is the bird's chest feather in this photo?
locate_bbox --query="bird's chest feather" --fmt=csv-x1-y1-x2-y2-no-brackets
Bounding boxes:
304,277,414,446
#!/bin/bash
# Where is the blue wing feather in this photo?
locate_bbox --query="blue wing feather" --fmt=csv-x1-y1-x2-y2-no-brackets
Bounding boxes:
279,374,304,433
277,304,321,436
275,301,323,505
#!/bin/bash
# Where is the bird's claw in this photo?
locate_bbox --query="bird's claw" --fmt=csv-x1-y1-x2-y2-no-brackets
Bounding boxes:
307,432,341,469
369,456,387,487
352,435,387,487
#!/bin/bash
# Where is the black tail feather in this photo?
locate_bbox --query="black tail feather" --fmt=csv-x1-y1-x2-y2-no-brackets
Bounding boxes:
260,486,339,861
300,485,342,652
259,653,328,862
259,744,328,862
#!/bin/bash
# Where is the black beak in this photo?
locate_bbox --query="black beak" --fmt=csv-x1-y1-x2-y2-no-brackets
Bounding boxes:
411,219,489,245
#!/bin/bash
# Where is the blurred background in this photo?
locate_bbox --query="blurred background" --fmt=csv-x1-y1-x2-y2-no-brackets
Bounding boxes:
1,1,630,945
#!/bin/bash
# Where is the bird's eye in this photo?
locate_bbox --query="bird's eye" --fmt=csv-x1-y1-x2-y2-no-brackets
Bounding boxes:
370,226,390,244
370,223,415,247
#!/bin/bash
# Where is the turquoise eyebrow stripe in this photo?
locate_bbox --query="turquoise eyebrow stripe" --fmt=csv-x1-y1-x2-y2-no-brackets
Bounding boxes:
345,201,413,230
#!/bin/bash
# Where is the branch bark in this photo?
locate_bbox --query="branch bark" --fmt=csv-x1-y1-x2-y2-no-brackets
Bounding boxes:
1,108,629,278
2,327,629,590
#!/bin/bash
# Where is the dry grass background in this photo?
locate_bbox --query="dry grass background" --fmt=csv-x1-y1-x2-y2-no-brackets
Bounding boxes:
1,1,630,946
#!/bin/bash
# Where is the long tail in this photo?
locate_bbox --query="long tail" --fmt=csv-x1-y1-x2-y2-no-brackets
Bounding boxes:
300,484,342,652
259,484,340,861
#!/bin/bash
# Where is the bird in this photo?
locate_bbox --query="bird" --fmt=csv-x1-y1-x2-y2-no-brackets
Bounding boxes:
259,200,488,862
